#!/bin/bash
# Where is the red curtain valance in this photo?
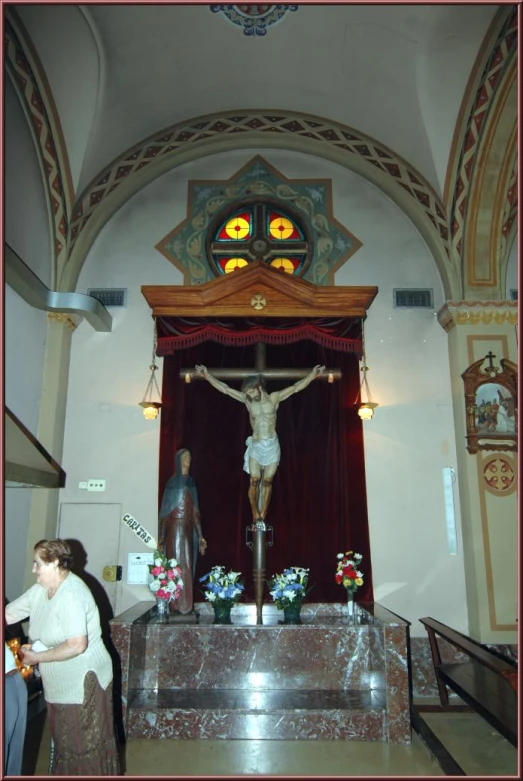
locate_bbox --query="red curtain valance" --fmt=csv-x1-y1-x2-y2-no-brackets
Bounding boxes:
156,317,362,357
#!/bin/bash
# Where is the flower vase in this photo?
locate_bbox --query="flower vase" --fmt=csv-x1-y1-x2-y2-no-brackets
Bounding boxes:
213,603,232,625
282,602,302,625
346,589,355,623
156,597,169,616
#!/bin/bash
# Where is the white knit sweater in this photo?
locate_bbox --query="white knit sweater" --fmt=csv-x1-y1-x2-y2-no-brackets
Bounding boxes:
7,573,113,704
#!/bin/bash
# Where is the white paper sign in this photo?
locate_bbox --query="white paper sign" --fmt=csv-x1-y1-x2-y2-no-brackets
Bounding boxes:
127,553,154,585
121,513,157,549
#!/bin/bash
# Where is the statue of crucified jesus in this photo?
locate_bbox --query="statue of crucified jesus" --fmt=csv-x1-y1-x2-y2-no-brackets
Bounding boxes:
194,364,325,522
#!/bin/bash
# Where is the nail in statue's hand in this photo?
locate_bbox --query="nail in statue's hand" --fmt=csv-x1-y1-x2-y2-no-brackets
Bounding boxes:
199,538,207,555
195,364,207,378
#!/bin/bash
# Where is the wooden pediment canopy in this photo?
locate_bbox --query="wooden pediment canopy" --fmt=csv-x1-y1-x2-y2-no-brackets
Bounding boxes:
141,261,378,318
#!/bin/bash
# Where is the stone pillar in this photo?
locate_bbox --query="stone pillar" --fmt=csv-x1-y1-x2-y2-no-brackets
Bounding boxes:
438,301,518,644
23,313,82,589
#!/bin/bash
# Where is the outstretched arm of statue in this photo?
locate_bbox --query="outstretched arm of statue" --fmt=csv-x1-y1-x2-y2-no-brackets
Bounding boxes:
195,364,245,402
273,364,325,403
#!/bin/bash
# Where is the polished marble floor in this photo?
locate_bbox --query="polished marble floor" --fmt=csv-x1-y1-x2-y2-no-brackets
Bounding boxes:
23,699,518,777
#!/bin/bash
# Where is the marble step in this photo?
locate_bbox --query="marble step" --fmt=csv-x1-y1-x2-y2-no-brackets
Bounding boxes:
126,688,387,740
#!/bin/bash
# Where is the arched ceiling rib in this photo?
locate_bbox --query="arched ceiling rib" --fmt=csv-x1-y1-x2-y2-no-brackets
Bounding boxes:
15,3,496,196
61,111,458,299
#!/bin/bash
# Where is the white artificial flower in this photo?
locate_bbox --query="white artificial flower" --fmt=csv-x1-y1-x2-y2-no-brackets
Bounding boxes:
354,553,362,560
206,592,216,602
336,553,343,559
168,559,177,568
283,589,296,601
178,577,184,587
149,580,161,593
357,571,363,578
229,571,241,581
154,558,163,567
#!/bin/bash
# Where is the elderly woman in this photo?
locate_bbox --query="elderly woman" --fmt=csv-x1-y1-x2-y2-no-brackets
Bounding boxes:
4,539,120,775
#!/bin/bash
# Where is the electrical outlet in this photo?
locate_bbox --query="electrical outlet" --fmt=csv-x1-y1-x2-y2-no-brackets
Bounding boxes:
87,479,106,492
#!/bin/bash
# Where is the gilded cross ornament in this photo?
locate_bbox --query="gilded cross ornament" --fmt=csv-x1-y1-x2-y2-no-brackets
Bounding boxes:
251,293,266,310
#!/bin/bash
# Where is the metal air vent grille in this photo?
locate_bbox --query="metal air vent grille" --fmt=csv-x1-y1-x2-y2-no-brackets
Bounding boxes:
394,289,433,308
87,288,127,307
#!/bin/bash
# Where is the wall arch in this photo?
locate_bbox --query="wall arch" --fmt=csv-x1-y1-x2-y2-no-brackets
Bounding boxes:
63,111,458,298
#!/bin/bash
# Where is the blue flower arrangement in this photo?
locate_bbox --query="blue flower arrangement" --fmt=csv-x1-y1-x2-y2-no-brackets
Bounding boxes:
269,566,310,609
199,565,245,606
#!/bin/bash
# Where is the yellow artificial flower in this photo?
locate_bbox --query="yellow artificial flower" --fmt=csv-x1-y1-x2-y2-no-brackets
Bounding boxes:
355,578,363,586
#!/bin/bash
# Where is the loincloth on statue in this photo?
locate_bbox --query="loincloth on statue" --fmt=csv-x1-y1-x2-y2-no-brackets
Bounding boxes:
243,436,281,474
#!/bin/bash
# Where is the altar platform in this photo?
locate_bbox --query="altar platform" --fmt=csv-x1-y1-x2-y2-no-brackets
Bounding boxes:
110,602,411,744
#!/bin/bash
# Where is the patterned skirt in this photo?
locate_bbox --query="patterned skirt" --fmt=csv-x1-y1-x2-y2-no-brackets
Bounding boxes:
46,671,120,775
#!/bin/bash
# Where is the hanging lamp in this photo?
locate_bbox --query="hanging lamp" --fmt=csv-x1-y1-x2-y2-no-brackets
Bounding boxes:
355,318,378,421
139,324,162,420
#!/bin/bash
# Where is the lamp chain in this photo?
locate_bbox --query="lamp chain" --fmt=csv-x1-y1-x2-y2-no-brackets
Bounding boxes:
360,318,373,404
141,324,162,404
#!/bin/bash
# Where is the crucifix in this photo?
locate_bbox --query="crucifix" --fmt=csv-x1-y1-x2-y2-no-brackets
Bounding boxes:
181,343,340,624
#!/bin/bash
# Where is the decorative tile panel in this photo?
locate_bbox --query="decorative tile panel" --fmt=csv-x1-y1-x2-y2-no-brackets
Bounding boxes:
155,156,361,285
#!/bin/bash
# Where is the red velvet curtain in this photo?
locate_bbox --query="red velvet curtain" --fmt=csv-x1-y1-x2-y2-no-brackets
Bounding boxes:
159,340,374,603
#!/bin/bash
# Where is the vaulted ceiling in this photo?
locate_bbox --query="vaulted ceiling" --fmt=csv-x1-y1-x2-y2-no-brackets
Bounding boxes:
14,3,497,197
7,3,517,301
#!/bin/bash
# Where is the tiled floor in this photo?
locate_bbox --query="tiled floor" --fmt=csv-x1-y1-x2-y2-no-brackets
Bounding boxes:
23,699,518,777
28,712,443,776
419,709,517,776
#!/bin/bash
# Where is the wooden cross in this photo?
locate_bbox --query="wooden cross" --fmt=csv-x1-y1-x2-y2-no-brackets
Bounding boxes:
483,351,500,378
180,342,340,382
180,342,340,624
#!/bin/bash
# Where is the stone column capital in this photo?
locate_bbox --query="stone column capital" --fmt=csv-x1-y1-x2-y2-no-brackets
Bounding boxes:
437,300,518,332
47,312,83,330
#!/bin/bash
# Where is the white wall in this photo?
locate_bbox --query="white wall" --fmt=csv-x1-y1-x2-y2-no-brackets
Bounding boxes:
4,79,51,602
4,78,52,287
59,148,467,635
4,277,49,606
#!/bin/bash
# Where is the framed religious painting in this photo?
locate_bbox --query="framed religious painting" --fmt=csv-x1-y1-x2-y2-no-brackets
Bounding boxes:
462,352,518,454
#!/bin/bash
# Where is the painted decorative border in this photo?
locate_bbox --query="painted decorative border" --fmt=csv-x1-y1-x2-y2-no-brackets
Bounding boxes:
5,13,71,279
437,301,518,332
156,156,361,285
477,450,518,631
68,111,451,263
498,151,518,266
449,7,517,263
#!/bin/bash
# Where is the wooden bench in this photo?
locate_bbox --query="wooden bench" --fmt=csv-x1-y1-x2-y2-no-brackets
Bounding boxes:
419,617,518,748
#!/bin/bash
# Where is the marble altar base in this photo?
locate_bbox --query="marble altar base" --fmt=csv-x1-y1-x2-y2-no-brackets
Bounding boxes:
110,602,411,744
